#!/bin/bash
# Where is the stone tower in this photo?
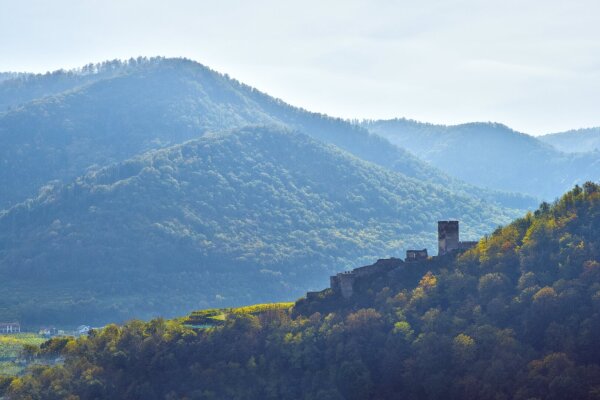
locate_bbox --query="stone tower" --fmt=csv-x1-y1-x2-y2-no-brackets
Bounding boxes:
438,220,459,255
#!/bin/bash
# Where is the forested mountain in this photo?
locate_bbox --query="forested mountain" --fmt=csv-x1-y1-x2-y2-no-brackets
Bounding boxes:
3,183,599,400
363,119,600,199
0,59,152,111
0,57,531,210
0,127,519,326
540,127,600,153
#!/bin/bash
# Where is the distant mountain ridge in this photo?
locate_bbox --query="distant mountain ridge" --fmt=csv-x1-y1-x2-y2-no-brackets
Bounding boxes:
0,57,533,210
540,127,600,153
363,118,600,199
0,126,520,325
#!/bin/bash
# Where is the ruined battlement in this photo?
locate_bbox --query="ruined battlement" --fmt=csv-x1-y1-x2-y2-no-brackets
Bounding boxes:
405,248,428,262
329,258,403,299
438,220,477,255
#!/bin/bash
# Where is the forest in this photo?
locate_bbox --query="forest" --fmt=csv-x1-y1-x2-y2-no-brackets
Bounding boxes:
0,57,532,211
0,126,517,326
2,183,599,399
0,57,537,326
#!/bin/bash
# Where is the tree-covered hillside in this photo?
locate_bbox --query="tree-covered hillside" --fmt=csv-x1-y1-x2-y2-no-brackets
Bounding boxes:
0,127,518,326
3,183,599,400
540,127,600,153
0,73,24,84
0,60,138,112
0,57,532,210
363,119,600,199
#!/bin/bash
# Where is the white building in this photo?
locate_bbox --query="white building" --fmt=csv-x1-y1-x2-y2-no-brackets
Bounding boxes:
0,322,21,334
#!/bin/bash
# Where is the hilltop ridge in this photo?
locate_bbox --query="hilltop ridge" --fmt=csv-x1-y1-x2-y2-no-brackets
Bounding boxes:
4,183,599,399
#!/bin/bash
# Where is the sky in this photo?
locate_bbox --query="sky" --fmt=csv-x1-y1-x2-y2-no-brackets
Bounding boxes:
1,0,599,135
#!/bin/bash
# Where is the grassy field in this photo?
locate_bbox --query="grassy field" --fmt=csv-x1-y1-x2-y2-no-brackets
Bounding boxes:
0,334,46,376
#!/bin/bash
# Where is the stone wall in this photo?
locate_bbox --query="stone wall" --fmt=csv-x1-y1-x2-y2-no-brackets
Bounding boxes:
459,241,478,250
329,258,403,299
406,249,428,262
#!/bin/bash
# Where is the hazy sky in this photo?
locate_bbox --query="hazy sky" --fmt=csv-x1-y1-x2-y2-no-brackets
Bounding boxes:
1,0,599,135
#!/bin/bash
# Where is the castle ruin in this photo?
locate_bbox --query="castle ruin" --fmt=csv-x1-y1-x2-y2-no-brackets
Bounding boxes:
438,220,477,255
325,221,477,299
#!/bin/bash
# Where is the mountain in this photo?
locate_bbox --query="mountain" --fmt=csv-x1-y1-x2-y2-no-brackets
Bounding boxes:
363,118,600,199
0,57,532,210
540,127,600,153
0,59,147,111
4,183,599,400
0,126,520,326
